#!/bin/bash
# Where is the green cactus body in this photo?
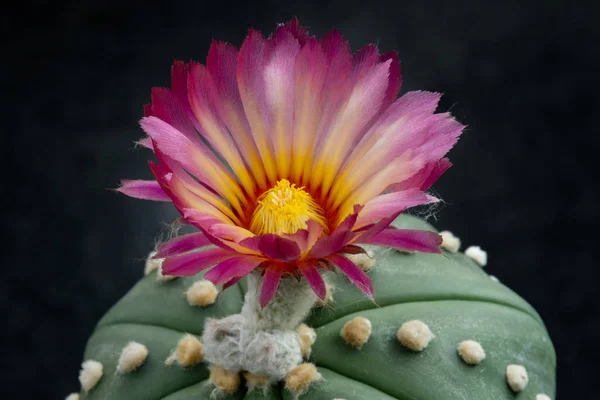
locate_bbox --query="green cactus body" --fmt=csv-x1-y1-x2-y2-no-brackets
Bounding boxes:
79,215,556,399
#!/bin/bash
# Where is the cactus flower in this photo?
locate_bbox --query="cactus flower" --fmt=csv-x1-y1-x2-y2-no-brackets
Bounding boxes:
118,18,464,307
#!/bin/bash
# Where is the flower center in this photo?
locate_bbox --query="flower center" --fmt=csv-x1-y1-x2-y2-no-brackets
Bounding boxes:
249,179,328,236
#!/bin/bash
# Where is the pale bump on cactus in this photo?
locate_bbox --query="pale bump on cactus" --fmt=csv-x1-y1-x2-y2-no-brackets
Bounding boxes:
77,215,556,399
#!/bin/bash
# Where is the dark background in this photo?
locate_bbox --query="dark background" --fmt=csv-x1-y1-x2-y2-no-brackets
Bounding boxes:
3,0,599,398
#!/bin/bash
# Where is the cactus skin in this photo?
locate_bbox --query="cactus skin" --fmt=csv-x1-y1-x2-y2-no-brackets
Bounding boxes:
79,215,556,399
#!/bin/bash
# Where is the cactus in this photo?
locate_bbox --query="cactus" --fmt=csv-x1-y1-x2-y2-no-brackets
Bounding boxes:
77,214,556,399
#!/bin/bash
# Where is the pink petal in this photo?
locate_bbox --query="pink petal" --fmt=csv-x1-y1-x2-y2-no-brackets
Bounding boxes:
154,232,211,259
206,39,267,190
313,54,394,195
282,219,324,255
290,37,327,182
339,244,367,255
116,179,170,201
136,137,153,149
141,116,245,211
362,228,442,253
204,256,264,285
380,51,402,110
259,267,282,308
261,27,301,178
299,29,352,186
170,60,189,103
240,235,301,262
187,61,256,195
222,275,243,291
309,206,361,259
237,28,278,184
281,17,311,45
355,189,438,228
162,247,237,276
299,262,326,300
389,158,452,192
326,253,374,299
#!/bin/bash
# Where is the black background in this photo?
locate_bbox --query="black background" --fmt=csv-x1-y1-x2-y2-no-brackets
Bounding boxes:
3,0,599,398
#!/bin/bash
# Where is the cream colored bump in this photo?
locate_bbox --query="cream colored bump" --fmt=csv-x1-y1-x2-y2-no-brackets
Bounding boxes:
209,365,241,393
536,394,552,400
506,364,529,392
346,250,376,272
465,245,487,267
285,363,322,395
78,360,103,392
186,280,219,307
144,251,162,276
243,371,273,391
341,317,372,349
175,334,203,367
397,320,434,351
440,231,461,253
296,323,317,359
65,394,80,400
457,340,486,365
117,341,148,373
490,275,500,282
315,282,334,307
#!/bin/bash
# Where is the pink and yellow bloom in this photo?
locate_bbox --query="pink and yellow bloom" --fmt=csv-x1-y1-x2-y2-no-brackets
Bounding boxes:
118,19,464,307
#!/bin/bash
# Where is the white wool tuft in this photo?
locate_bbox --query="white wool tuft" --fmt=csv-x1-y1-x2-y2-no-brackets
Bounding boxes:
65,393,80,400
465,245,488,267
78,360,103,392
506,364,529,392
117,341,149,373
397,320,434,351
457,340,486,365
186,280,219,307
440,231,461,253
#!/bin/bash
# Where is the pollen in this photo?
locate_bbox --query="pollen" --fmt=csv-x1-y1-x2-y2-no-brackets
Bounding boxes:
249,179,328,236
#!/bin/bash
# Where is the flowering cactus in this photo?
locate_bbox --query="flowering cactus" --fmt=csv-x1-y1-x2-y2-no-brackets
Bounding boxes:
72,19,556,400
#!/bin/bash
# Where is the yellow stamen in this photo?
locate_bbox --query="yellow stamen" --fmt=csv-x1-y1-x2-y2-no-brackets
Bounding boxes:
249,179,328,236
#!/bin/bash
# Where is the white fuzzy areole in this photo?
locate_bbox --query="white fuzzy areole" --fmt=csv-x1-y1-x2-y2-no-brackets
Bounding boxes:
187,280,219,307
506,364,529,392
65,393,80,400
457,340,486,365
118,341,148,373
397,320,434,351
285,363,322,398
296,324,317,359
79,360,103,392
144,251,163,276
345,250,376,272
341,317,372,349
489,275,500,282
536,394,552,400
209,365,241,394
439,231,461,253
465,245,488,267
174,334,203,367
